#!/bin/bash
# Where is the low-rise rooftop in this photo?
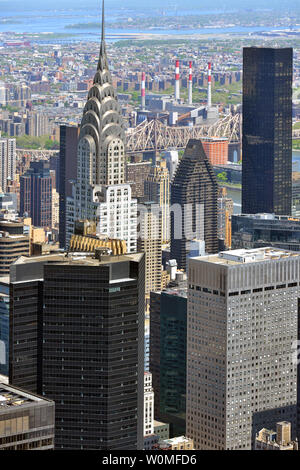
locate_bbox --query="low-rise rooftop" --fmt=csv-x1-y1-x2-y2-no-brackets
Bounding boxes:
193,247,300,266
0,383,52,409
13,252,143,267
163,436,192,445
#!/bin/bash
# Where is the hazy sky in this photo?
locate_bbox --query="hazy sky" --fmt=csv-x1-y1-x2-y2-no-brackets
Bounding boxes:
0,0,300,12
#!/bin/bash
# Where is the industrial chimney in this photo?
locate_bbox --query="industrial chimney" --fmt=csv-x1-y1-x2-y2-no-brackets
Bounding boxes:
175,60,180,101
188,61,193,105
141,72,146,110
207,62,212,109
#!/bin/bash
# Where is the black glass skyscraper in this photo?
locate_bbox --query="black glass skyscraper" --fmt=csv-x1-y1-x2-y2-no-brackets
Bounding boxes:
242,47,293,215
8,252,145,450
42,253,145,450
170,139,219,271
59,125,79,249
150,290,187,437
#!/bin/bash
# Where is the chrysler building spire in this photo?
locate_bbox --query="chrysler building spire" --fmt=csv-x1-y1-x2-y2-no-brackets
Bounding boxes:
102,0,105,44
77,0,126,190
99,0,106,61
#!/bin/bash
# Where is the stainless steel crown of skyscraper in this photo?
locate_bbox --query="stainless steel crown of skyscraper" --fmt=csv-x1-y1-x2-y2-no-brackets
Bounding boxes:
78,0,126,187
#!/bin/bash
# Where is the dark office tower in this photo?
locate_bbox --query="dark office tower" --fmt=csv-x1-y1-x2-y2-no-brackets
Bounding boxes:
148,292,161,414
42,252,145,450
20,161,52,228
170,139,218,271
150,289,187,437
59,125,79,248
298,300,300,443
9,254,65,394
126,160,151,200
242,47,293,215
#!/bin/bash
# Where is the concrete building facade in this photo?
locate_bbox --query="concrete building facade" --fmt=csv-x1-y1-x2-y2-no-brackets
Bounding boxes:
0,220,29,276
187,248,299,450
144,372,154,438
137,203,162,297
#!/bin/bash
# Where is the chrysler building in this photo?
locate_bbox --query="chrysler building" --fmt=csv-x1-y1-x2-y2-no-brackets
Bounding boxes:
66,1,137,252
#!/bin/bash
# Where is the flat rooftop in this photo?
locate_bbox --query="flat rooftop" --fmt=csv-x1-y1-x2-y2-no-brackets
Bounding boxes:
13,252,143,267
0,277,10,285
0,383,51,409
58,252,144,267
154,420,169,427
163,287,187,298
201,137,229,142
13,254,65,265
0,234,28,240
193,247,300,266
164,436,192,445
152,285,187,298
235,213,300,222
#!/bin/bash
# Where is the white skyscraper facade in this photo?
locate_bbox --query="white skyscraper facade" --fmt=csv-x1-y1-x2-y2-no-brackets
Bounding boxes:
0,138,16,193
144,372,154,437
96,184,137,253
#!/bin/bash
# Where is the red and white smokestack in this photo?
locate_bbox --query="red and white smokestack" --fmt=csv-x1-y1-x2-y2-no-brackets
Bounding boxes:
207,62,212,109
141,72,146,110
175,60,180,101
188,61,193,105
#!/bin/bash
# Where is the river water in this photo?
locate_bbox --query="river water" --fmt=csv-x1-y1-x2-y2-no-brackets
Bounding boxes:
0,7,296,41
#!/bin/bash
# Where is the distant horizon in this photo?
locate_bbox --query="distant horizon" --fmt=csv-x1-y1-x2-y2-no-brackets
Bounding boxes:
0,0,300,13
0,0,299,42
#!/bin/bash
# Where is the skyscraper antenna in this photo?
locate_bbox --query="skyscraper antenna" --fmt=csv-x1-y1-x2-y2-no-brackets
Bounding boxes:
102,0,105,44
98,0,107,69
